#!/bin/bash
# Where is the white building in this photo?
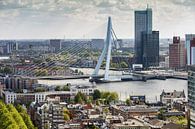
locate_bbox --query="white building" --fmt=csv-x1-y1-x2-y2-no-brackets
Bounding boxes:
165,56,169,68
2,90,70,104
70,85,96,95
160,90,186,107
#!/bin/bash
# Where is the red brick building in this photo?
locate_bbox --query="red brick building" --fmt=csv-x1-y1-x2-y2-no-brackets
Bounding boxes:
169,36,186,69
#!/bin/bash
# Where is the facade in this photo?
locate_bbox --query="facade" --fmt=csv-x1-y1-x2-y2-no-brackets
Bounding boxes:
160,90,186,106
130,95,146,105
70,85,96,95
134,7,159,67
4,76,38,90
91,39,104,50
188,65,195,129
190,38,195,65
169,36,186,69
50,39,61,52
185,34,195,65
135,7,152,64
142,31,159,67
111,105,158,120
111,119,150,129
32,97,66,129
165,56,169,68
2,90,70,104
0,82,5,97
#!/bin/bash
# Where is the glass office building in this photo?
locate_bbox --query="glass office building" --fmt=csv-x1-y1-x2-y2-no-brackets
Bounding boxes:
142,31,159,67
186,34,195,65
135,7,152,64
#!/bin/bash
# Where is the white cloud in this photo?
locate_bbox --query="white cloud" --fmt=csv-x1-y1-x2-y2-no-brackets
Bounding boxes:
0,0,195,39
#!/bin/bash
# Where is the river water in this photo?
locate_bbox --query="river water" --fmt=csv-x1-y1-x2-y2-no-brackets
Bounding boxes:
38,68,187,102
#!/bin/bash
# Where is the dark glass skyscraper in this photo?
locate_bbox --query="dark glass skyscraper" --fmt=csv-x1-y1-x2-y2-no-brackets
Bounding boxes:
135,7,152,64
134,7,159,67
142,31,159,67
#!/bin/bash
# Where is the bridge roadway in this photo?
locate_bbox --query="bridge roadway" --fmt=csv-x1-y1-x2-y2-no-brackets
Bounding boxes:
132,71,188,81
36,75,104,80
36,73,187,82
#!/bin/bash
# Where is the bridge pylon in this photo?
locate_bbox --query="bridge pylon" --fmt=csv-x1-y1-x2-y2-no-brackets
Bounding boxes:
90,17,114,82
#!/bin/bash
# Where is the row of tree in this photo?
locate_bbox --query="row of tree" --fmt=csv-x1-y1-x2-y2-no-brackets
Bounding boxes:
0,101,36,129
55,85,70,91
0,66,13,74
73,89,119,105
93,90,119,104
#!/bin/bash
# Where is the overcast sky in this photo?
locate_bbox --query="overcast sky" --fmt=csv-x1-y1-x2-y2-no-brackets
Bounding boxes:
0,0,195,39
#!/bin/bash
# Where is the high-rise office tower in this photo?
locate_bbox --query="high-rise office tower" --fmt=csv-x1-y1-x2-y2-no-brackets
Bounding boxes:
134,7,159,67
190,38,195,65
188,65,195,129
135,7,152,64
142,31,159,67
186,34,195,65
50,39,62,52
169,36,186,69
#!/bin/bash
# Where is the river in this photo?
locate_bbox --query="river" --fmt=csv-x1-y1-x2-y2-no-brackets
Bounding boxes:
38,68,187,102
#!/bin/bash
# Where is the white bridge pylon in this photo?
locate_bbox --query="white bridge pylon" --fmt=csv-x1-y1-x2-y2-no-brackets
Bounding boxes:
92,17,116,81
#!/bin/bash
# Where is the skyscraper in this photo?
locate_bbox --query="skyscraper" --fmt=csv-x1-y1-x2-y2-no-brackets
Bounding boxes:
135,7,152,64
188,65,195,129
190,38,195,65
50,39,62,52
185,34,195,65
169,36,186,69
142,31,159,67
134,7,159,67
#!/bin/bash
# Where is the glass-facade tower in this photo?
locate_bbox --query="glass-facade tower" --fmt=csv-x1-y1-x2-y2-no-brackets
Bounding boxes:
135,7,159,67
186,34,195,65
135,7,152,64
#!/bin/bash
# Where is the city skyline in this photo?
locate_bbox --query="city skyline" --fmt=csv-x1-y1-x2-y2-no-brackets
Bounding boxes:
0,0,195,39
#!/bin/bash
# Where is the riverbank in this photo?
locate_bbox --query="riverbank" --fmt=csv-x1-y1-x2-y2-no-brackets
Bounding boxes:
38,78,187,102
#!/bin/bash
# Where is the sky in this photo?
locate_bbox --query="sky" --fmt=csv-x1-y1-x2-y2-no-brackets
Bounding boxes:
0,0,195,39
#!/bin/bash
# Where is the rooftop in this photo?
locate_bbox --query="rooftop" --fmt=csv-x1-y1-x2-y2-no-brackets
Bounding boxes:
112,119,147,127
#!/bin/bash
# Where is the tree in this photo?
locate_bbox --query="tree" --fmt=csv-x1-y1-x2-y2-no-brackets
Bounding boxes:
0,101,36,129
74,92,87,104
158,108,166,120
45,58,51,62
75,69,78,73
101,91,118,104
120,61,128,68
15,104,36,129
103,108,109,115
62,85,70,91
0,101,20,129
93,89,101,100
78,71,84,75
3,66,12,74
74,92,83,104
34,69,48,76
6,104,28,129
126,99,131,106
63,113,70,121
89,125,100,129
63,108,71,121
55,86,61,91
96,100,100,106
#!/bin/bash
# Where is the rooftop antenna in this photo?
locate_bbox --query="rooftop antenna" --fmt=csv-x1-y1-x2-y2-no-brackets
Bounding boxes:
147,4,149,9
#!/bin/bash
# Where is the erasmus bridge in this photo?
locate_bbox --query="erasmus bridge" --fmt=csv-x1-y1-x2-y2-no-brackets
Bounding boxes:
15,17,187,82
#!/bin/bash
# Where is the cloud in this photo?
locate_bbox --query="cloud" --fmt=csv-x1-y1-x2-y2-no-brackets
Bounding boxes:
0,0,195,39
